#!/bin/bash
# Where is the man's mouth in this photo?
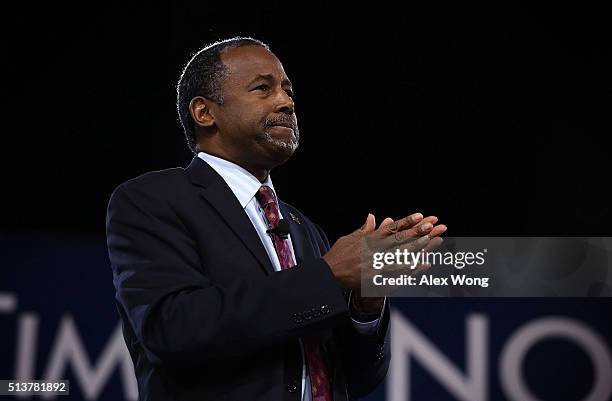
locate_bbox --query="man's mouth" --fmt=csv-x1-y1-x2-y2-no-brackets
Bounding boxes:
264,118,298,143
268,125,295,135
269,123,294,130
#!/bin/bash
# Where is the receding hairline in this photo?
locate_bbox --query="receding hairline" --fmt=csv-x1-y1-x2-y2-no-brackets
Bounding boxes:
217,45,289,86
217,44,280,69
177,39,270,92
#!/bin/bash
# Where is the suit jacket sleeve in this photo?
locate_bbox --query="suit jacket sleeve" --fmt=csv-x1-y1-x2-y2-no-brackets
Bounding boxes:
106,182,350,368
314,223,391,400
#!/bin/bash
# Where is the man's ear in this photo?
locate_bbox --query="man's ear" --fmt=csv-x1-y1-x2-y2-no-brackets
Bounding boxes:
189,96,215,128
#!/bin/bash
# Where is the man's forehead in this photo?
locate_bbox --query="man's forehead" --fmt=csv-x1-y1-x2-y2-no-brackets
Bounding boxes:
221,45,288,82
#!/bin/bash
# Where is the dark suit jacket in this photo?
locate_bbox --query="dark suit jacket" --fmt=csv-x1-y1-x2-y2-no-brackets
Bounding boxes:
106,156,390,401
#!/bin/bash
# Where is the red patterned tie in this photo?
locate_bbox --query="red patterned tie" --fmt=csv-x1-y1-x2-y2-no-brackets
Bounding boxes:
255,185,332,401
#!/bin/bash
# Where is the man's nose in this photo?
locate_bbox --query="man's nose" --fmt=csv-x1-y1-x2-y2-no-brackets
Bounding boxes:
274,89,294,114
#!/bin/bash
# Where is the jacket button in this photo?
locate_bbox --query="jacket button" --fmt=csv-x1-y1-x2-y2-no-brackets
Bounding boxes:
303,310,313,320
321,304,330,314
312,307,321,318
286,380,299,393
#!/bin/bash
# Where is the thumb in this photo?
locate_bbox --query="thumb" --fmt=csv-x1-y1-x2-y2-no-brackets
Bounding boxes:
360,213,376,233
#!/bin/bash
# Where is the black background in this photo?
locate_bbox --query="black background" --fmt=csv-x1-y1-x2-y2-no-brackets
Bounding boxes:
3,1,610,240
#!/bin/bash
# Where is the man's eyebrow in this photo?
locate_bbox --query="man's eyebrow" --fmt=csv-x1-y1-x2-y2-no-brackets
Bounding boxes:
248,73,293,88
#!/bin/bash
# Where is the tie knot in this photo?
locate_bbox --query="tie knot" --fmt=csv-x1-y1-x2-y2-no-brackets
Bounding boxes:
255,185,277,207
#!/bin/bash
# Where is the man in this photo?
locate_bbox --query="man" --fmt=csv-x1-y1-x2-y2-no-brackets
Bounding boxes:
106,37,446,401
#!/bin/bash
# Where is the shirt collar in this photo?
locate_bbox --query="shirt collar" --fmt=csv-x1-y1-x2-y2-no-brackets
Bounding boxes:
197,151,276,209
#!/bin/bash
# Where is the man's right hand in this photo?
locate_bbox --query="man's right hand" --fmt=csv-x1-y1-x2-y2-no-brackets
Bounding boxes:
322,213,447,290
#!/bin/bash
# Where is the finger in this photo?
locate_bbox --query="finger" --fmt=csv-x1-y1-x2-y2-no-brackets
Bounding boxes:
417,221,434,235
423,236,443,253
354,213,377,236
381,212,423,235
363,213,376,233
377,234,430,260
393,220,434,242
379,217,394,229
389,216,438,240
415,216,438,234
428,224,447,238
392,234,430,254
422,216,438,226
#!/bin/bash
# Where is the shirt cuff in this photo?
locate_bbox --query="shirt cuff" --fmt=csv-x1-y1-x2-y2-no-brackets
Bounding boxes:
348,291,386,335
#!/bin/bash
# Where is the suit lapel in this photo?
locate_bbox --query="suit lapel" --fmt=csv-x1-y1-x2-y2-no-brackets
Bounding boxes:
186,157,275,275
279,201,309,265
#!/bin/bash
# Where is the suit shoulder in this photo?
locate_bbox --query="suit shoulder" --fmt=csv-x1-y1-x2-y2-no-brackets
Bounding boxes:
119,165,190,191
109,165,189,203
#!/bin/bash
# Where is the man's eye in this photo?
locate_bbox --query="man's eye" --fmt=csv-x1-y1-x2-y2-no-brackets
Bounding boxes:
254,85,270,91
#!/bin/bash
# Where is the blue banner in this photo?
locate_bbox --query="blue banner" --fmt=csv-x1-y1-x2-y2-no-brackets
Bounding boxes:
1,236,611,400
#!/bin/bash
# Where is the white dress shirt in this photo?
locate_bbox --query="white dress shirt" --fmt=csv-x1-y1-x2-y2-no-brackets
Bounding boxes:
197,151,384,401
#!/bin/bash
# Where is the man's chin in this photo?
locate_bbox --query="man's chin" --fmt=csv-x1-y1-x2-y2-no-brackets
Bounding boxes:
259,134,299,164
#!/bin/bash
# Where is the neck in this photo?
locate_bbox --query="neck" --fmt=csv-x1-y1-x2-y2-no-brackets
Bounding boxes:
198,148,270,182
249,167,270,183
